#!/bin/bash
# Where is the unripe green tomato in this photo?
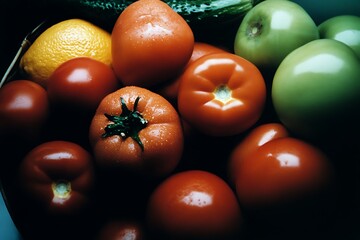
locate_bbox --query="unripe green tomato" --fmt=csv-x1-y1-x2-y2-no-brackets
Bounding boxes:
272,39,360,140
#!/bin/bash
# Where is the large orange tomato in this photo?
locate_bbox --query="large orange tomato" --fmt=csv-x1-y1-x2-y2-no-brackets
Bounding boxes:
89,86,184,177
111,0,194,87
177,52,266,136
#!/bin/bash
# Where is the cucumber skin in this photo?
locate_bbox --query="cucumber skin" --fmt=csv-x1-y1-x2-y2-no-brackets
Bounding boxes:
30,0,262,30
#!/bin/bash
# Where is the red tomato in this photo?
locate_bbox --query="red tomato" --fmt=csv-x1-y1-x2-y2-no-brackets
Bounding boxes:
235,137,334,208
177,52,266,136
228,123,289,186
146,170,242,240
0,80,49,139
89,86,184,177
18,140,95,215
155,42,228,104
111,0,194,87
47,57,120,111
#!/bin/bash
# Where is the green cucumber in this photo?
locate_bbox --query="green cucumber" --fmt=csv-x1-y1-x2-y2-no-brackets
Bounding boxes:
29,0,262,30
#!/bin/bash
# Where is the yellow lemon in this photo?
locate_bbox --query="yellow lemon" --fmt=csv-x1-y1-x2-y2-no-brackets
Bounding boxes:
20,19,112,88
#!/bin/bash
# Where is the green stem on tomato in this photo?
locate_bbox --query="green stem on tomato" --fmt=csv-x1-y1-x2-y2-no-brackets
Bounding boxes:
102,96,148,151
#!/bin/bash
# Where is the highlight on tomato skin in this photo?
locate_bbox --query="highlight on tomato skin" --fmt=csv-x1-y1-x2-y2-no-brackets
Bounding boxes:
177,52,267,137
146,170,243,240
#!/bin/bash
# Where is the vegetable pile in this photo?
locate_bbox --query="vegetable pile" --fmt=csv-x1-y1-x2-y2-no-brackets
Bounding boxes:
1,0,360,239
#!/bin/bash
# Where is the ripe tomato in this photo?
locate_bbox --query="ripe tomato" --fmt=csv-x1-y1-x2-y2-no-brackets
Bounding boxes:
155,42,228,104
47,57,120,112
111,0,194,87
18,140,95,215
177,52,266,136
89,86,184,177
0,80,49,140
235,137,334,208
146,170,242,240
228,123,289,186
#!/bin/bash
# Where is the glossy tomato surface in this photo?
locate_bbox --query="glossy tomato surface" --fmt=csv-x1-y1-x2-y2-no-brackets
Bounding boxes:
228,123,289,186
235,137,334,208
18,140,95,215
0,80,49,140
89,86,184,177
47,57,120,112
146,170,242,240
155,42,228,104
177,52,266,136
111,0,194,87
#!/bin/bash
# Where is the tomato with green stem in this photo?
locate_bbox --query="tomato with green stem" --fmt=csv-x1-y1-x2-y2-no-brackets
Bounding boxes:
89,86,184,177
177,52,266,136
18,140,95,215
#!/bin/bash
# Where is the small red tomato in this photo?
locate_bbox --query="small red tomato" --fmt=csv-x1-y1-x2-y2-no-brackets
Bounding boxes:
235,137,333,208
47,57,120,111
0,80,49,139
177,52,266,136
18,140,95,215
228,123,289,186
146,170,242,240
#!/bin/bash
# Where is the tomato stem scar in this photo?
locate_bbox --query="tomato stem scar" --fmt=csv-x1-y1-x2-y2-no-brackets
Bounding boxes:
102,96,148,151
214,84,232,104
52,180,71,199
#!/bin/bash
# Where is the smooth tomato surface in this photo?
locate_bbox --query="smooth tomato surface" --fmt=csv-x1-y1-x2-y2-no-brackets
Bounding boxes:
0,80,49,139
235,137,333,208
228,123,289,186
111,0,194,87
47,57,120,111
89,86,184,177
96,220,144,240
146,170,242,240
18,141,94,215
155,42,228,104
177,52,266,136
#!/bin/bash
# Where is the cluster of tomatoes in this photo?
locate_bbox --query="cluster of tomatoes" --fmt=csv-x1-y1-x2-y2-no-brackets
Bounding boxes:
1,0,359,239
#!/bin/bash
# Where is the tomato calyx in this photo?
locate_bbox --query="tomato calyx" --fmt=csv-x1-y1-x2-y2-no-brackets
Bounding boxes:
102,96,148,151
52,180,71,200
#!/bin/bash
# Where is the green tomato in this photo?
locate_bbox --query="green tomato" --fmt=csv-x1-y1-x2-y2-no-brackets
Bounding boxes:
318,15,360,59
272,39,360,140
234,0,319,69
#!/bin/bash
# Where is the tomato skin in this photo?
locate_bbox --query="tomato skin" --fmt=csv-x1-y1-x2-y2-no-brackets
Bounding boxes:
177,52,266,136
228,123,289,186
155,42,228,104
0,80,49,139
89,86,184,177
96,220,143,240
47,57,120,111
235,137,333,208
18,140,95,215
111,0,194,87
146,170,242,240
